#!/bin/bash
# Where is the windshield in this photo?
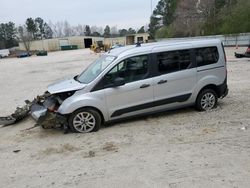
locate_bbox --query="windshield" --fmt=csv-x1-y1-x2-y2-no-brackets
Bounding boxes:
77,55,116,84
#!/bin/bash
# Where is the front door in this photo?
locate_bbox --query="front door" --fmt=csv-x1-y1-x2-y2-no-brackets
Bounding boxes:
102,55,154,120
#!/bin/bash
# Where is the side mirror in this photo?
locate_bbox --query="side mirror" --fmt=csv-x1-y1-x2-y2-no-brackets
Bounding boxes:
113,77,125,87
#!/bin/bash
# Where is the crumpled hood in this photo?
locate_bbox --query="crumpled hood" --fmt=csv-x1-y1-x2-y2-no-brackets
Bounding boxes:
47,77,86,94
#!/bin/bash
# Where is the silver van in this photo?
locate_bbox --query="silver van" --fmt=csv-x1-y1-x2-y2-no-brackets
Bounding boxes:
32,39,228,133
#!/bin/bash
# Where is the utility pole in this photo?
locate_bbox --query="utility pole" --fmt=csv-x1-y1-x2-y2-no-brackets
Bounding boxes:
151,0,153,15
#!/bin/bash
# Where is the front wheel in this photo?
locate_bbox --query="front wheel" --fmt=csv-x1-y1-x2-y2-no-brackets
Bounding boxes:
196,89,218,111
68,108,101,133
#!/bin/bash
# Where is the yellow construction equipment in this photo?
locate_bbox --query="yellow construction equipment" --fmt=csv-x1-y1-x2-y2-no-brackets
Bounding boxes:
90,41,110,53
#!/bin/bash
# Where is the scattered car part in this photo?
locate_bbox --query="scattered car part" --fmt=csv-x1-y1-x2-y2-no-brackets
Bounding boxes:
0,100,32,126
0,92,69,131
235,45,250,58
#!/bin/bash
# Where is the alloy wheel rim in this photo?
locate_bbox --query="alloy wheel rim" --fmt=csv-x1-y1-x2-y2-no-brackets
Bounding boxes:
73,112,96,133
201,93,215,110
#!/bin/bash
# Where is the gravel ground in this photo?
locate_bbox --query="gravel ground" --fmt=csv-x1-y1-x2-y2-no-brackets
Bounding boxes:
0,47,250,188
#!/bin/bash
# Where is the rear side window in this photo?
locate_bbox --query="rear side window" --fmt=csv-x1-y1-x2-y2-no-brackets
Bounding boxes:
195,47,219,67
157,50,191,74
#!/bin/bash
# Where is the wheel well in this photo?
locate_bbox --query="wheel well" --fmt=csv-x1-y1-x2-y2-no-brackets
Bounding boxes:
198,84,219,97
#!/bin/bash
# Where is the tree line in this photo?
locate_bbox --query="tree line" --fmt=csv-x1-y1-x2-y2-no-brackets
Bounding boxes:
0,17,146,49
149,0,250,38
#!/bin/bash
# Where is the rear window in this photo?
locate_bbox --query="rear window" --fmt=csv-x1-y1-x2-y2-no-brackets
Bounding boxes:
195,47,219,67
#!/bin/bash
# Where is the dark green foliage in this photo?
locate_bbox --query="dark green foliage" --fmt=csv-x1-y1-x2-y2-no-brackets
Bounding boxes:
149,0,177,38
127,28,136,34
119,29,128,37
25,17,53,39
219,0,250,34
137,26,145,34
104,25,111,38
26,18,38,39
151,0,250,38
43,23,53,39
92,32,101,37
84,25,91,36
0,22,18,49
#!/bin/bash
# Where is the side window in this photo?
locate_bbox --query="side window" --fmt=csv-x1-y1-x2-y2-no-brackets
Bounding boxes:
157,50,191,74
195,47,219,67
179,50,192,70
104,55,148,86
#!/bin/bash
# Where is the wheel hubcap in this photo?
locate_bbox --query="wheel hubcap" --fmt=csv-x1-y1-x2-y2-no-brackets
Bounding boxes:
73,112,96,133
201,93,215,110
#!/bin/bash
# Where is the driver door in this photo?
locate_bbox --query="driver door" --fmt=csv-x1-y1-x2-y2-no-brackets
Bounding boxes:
102,55,154,120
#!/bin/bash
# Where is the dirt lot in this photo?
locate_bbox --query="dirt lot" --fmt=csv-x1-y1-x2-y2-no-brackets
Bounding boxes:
0,47,250,188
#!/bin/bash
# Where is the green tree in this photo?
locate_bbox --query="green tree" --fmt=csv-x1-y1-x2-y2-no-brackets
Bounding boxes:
149,0,177,38
119,29,128,37
92,31,101,37
155,25,173,39
84,25,91,36
35,17,53,39
26,18,38,39
35,17,45,39
137,26,145,33
43,23,53,39
219,0,250,34
104,25,111,37
0,22,18,49
127,28,136,34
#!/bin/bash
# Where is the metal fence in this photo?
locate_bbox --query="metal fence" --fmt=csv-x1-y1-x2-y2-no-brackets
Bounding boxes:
157,33,250,47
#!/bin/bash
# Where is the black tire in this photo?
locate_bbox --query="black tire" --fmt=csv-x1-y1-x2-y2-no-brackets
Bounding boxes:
196,89,218,111
68,108,101,133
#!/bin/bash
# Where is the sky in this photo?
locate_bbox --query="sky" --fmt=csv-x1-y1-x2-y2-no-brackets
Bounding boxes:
0,0,160,29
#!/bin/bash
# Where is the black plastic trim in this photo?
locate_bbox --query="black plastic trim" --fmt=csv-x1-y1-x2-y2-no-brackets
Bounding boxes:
217,78,228,98
111,93,191,117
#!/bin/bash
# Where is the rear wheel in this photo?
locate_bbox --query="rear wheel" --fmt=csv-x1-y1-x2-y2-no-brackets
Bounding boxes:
68,108,101,133
196,89,218,111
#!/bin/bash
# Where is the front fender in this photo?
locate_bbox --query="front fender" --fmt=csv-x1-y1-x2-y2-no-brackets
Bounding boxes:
57,94,108,121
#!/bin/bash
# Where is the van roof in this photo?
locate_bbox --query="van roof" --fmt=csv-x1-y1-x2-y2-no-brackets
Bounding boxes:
108,39,221,57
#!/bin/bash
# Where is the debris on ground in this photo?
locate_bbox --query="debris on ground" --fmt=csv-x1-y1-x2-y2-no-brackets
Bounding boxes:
13,150,21,153
235,45,250,58
240,126,248,131
0,92,68,132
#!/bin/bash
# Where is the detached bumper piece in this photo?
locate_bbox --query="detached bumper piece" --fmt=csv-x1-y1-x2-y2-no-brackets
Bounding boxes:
0,101,32,126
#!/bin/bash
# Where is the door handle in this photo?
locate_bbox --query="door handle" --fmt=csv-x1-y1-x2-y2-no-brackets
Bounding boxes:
157,80,168,84
140,84,150,88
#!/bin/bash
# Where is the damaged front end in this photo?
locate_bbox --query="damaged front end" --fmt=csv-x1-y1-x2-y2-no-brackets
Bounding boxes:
0,90,76,130
0,77,86,130
30,91,72,129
